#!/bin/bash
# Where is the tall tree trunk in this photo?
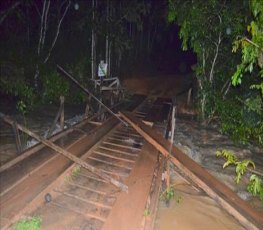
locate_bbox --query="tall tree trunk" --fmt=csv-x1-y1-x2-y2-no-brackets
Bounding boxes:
105,0,109,77
91,0,97,80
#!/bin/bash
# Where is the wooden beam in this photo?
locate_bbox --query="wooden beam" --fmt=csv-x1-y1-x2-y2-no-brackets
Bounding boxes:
120,111,263,230
11,121,22,154
47,96,64,138
0,112,128,192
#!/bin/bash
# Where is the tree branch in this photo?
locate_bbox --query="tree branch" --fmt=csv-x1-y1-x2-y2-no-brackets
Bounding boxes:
37,0,47,55
0,1,20,25
41,0,50,50
44,0,70,64
209,15,222,83
33,2,41,19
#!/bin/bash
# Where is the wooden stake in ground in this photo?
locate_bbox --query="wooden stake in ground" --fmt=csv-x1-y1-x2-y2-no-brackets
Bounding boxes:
0,112,128,192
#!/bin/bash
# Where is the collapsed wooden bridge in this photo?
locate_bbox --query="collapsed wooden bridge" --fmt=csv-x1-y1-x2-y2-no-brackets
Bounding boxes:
1,94,263,229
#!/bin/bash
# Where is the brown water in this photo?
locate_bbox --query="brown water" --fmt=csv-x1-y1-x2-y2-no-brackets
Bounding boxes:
154,115,262,229
0,103,85,165
154,174,244,230
1,99,262,229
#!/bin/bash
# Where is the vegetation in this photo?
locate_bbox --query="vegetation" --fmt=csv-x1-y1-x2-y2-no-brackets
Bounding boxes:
143,208,150,217
0,1,153,112
167,0,263,146
0,0,262,146
13,216,42,230
65,165,81,183
217,149,263,200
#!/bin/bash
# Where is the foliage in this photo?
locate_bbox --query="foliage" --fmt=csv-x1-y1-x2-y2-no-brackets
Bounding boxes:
230,0,263,145
143,208,150,217
216,150,263,200
215,95,263,145
13,216,42,230
71,165,81,177
65,165,81,183
232,0,263,93
160,186,175,203
247,174,263,200
168,0,263,146
0,0,152,108
0,76,37,113
41,71,69,104
167,0,250,118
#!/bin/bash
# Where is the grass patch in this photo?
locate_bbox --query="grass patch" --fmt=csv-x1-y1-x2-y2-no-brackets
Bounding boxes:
13,216,42,230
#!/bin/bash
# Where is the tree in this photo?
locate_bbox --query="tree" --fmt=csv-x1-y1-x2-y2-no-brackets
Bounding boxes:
34,0,71,88
168,0,249,118
231,0,263,145
168,0,262,145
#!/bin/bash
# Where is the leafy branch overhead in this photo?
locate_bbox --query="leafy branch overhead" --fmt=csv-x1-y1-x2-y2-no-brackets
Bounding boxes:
232,0,263,94
168,0,262,146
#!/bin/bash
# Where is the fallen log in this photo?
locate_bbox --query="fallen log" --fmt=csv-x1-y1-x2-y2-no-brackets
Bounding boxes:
0,112,128,192
120,111,263,230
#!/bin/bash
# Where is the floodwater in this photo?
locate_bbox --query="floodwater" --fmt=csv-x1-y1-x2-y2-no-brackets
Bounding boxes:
154,115,263,229
1,97,262,229
154,175,244,230
0,102,85,165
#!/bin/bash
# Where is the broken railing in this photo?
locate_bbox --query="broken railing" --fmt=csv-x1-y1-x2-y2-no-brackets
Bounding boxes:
120,111,263,230
56,65,128,127
0,112,128,192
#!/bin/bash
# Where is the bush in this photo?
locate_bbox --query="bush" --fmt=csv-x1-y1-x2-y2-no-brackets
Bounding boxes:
41,71,69,104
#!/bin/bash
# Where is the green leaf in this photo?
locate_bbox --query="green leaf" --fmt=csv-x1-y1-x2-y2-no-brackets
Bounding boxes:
247,174,263,197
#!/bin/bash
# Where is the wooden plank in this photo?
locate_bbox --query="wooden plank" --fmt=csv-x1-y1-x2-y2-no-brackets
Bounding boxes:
11,121,22,154
67,182,107,195
103,141,141,151
0,113,95,173
87,156,132,170
141,156,165,230
120,111,263,230
98,146,138,157
50,201,107,222
93,150,136,163
0,112,128,192
102,142,159,230
54,190,112,209
47,96,64,138
0,118,118,229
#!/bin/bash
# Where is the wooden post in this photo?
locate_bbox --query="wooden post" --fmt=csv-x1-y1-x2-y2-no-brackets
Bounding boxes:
187,87,193,106
47,96,64,138
170,99,176,143
85,95,92,118
12,121,22,154
166,100,176,202
0,112,128,192
59,96,64,130
120,111,263,229
57,65,128,126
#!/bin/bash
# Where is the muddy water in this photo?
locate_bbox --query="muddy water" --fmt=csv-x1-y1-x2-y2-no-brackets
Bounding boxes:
154,175,244,230
1,99,262,229
154,115,262,229
0,103,85,165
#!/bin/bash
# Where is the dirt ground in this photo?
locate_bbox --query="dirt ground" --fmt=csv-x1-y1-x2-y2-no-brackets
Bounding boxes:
122,74,194,101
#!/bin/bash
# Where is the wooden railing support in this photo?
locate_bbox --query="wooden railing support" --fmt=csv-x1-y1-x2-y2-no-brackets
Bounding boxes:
12,121,22,154
120,111,263,230
0,112,128,192
47,96,65,137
